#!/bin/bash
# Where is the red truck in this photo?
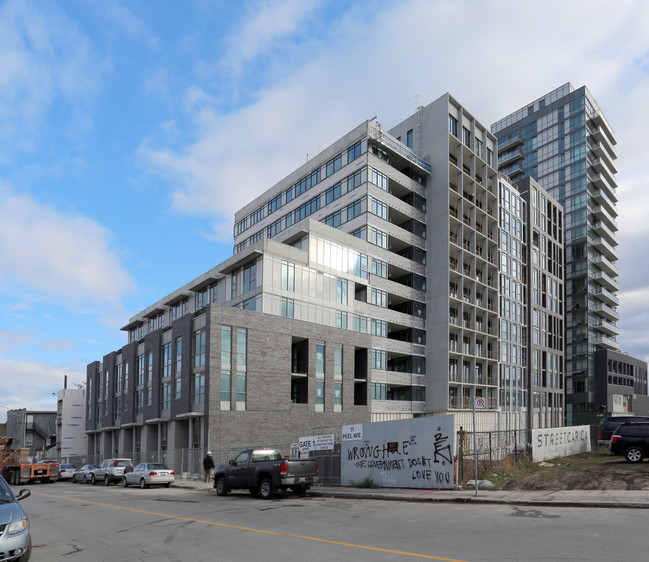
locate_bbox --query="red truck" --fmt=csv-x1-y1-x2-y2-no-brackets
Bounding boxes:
0,436,59,485
213,448,319,499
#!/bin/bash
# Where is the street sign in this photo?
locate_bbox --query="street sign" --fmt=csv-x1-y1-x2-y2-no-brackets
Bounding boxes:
475,397,486,409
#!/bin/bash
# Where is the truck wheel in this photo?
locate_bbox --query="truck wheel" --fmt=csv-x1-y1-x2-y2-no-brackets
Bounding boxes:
215,477,228,496
292,485,306,496
259,477,274,500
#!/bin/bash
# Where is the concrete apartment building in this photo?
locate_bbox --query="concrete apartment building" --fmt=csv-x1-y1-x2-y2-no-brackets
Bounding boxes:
86,91,566,466
492,84,619,423
56,388,87,464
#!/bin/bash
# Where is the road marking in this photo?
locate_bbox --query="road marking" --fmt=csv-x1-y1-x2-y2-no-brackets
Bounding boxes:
33,491,468,561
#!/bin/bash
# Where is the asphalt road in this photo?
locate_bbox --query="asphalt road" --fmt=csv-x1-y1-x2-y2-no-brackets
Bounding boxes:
17,481,649,561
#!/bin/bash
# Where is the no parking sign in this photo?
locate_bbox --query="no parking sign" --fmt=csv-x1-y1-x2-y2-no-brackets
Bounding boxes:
475,397,486,409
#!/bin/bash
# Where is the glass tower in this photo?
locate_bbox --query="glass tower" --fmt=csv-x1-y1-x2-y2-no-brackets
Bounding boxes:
492,84,619,423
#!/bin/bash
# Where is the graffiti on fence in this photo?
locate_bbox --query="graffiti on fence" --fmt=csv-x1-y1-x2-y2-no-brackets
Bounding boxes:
341,415,454,489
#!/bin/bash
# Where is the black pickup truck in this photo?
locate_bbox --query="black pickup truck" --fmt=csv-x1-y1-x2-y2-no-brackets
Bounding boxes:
213,448,318,499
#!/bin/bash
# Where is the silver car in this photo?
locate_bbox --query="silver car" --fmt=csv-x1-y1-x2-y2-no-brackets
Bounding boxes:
0,474,31,562
122,463,175,489
57,464,77,481
71,465,97,484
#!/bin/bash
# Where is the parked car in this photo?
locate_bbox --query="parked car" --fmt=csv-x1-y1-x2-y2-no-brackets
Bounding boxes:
92,458,133,486
72,465,97,484
122,463,175,489
213,448,318,499
0,473,31,561
57,464,77,481
599,416,649,446
610,422,649,463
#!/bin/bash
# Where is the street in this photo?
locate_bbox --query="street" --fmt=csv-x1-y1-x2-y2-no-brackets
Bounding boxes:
16,481,649,561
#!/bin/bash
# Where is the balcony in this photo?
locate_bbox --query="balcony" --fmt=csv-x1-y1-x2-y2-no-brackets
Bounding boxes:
593,318,620,337
498,148,524,168
592,220,617,246
591,204,618,222
594,334,619,351
593,270,618,292
589,172,618,203
592,286,619,307
592,302,620,322
591,236,618,261
592,254,618,277
498,133,523,152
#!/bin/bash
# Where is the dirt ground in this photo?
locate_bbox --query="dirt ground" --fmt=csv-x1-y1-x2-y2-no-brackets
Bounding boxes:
501,452,649,491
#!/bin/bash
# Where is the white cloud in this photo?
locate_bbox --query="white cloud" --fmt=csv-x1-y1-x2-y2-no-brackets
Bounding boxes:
0,356,85,420
0,0,102,158
0,185,135,307
219,0,322,75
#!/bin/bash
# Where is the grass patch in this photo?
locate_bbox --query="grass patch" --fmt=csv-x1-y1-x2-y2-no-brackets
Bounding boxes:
351,476,380,488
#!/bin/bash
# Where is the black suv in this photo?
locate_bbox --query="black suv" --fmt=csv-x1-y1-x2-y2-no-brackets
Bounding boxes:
598,416,649,446
610,422,649,463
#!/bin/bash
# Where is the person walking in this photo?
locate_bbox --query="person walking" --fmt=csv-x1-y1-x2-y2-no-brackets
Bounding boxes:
203,451,215,483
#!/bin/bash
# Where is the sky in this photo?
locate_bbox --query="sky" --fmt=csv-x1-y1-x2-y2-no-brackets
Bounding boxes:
1,0,648,421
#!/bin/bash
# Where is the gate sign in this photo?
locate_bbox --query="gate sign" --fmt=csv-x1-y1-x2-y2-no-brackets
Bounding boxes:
341,415,454,489
475,397,486,409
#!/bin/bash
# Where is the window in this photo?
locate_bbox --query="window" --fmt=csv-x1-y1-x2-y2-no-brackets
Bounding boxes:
162,342,172,378
281,297,294,318
449,115,458,136
315,380,324,406
371,259,388,278
160,381,171,410
336,311,348,329
337,279,348,305
191,372,205,404
243,263,257,292
369,288,387,308
281,261,295,291
195,289,207,309
369,227,387,248
268,194,283,215
221,372,231,403
347,140,362,162
192,328,206,368
316,344,325,376
231,273,237,299
334,347,343,379
236,374,246,403
462,127,471,147
370,168,388,190
326,154,342,176
175,337,182,375
221,326,232,367
136,354,145,386
370,197,388,219
334,382,342,407
372,382,386,400
372,349,387,370
406,129,413,148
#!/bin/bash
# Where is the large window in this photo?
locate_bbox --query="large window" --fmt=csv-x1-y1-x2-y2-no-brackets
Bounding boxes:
192,328,206,368
337,279,348,305
281,297,294,318
281,261,295,291
162,342,172,378
243,262,257,292
191,372,205,404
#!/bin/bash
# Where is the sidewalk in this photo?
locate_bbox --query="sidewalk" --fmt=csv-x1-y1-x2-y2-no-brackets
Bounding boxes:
174,477,649,509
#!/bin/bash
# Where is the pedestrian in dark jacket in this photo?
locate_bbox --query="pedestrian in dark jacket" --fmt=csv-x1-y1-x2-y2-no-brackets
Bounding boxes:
203,451,215,483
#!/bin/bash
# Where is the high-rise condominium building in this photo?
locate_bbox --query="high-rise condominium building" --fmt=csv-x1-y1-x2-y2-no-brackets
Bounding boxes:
85,92,565,465
492,84,618,423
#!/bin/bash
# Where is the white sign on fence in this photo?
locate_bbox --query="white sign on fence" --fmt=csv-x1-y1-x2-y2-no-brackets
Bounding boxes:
531,425,591,462
341,415,454,489
342,424,363,441
298,434,335,458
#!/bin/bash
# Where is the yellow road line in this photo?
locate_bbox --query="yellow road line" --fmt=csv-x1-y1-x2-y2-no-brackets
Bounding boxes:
33,491,468,561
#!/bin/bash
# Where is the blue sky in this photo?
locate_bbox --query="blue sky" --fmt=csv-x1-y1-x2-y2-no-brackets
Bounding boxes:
1,0,649,420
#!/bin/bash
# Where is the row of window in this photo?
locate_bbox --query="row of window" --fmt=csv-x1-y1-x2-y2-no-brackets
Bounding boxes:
235,140,364,236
